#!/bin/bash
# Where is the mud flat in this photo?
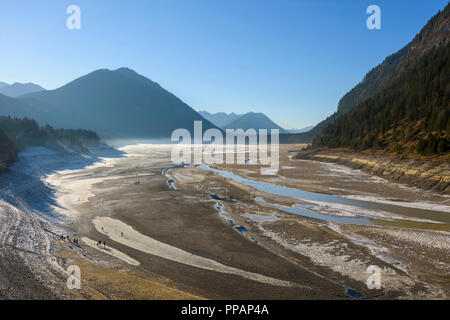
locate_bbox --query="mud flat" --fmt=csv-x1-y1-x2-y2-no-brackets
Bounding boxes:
5,143,448,299
47,144,348,299
179,144,450,298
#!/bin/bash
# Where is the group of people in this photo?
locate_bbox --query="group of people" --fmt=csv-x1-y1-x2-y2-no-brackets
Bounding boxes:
60,234,80,245
97,240,106,248
60,228,124,250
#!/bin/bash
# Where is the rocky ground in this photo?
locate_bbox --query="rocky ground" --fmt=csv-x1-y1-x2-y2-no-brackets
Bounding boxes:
295,148,450,193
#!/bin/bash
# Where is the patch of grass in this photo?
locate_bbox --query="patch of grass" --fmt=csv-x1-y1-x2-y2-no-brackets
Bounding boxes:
373,219,450,231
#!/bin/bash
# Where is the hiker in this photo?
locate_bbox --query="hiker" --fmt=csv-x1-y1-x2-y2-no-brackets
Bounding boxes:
121,232,123,237
103,241,106,248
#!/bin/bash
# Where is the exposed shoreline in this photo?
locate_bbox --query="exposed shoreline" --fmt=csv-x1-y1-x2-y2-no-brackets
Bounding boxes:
1,144,449,299
295,148,450,193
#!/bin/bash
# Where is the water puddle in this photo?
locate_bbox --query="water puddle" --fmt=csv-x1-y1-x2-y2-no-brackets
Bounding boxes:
235,226,249,233
256,197,372,225
162,163,190,190
244,213,280,223
210,195,235,225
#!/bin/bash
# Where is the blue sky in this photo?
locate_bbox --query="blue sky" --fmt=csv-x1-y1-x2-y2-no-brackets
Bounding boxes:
0,0,447,129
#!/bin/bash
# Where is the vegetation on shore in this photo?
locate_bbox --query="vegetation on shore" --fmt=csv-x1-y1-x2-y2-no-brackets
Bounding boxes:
0,116,101,171
0,126,17,171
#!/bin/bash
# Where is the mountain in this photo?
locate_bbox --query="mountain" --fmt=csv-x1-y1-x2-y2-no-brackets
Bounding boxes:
0,82,8,89
223,112,289,133
313,5,449,157
297,4,450,143
0,94,40,118
198,111,242,128
199,111,289,133
15,68,218,138
0,82,45,97
288,126,313,134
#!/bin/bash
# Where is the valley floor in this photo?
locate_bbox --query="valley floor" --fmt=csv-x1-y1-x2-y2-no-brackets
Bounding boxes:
0,144,449,299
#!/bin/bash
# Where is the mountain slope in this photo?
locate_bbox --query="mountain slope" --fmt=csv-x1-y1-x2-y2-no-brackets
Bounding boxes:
288,126,313,134
223,112,289,133
297,4,450,143
0,94,39,118
0,82,8,89
198,111,242,128
313,36,449,157
0,83,45,97
18,68,218,138
0,126,17,171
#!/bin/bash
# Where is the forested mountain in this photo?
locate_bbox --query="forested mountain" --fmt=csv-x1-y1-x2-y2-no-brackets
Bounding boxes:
15,68,218,138
0,82,45,97
313,39,449,157
0,127,17,172
0,116,101,155
298,4,450,143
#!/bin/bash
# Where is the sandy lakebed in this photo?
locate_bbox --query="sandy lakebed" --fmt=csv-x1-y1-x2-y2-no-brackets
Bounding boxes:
0,144,449,299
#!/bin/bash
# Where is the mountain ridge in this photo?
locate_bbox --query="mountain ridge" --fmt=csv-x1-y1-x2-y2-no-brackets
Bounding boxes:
223,112,289,134
200,110,289,133
198,111,242,128
0,82,45,97
14,68,218,138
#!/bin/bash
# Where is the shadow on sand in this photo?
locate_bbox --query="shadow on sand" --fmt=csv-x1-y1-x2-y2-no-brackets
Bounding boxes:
0,145,126,223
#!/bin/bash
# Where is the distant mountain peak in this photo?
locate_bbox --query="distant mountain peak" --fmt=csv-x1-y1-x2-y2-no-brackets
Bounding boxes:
200,110,288,133
288,126,313,134
198,111,243,128
224,112,289,134
113,67,139,75
0,82,45,98
11,69,218,138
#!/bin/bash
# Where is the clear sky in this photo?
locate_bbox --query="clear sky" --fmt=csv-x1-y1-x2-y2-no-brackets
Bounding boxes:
0,0,447,129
